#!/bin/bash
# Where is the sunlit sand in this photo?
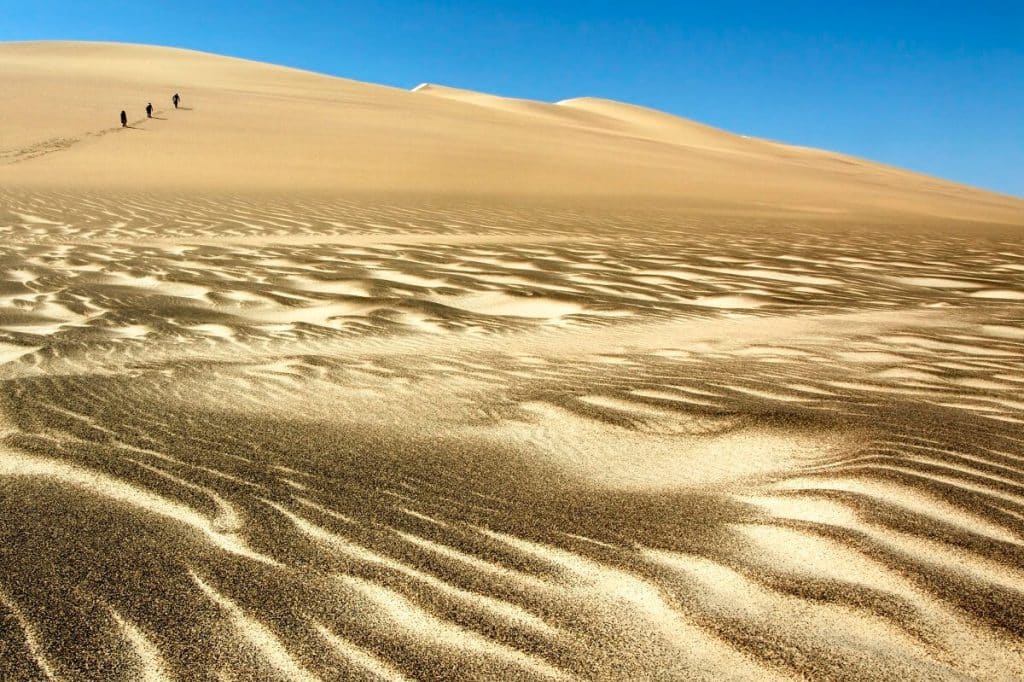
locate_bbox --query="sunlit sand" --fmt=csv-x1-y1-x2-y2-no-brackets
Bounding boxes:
0,41,1023,680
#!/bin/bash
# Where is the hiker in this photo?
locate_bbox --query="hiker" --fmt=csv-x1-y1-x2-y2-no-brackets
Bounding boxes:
120,110,127,128
146,103,153,118
172,93,180,109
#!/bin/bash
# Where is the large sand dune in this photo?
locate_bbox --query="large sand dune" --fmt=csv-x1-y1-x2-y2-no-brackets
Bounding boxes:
1,41,1023,680
2,41,1023,227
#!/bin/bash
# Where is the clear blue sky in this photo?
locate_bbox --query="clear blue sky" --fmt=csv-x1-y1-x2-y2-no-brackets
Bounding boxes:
3,1,1022,197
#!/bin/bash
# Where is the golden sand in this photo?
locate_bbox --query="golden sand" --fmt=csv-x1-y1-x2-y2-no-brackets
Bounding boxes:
0,41,1022,680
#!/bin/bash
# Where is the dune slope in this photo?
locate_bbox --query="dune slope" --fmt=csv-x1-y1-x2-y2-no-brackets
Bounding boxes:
2,41,1023,227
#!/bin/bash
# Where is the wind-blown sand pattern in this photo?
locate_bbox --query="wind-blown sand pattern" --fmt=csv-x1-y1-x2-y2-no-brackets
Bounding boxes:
1,42,1024,680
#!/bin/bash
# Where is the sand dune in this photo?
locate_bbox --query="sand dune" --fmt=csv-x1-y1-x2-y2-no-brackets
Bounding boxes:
0,41,1023,680
3,41,1023,228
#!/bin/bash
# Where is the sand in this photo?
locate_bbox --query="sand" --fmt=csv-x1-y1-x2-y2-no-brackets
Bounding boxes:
0,41,1023,680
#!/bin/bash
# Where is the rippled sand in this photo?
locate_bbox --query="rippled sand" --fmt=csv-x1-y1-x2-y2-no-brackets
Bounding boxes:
3,39,1024,680
0,188,1021,680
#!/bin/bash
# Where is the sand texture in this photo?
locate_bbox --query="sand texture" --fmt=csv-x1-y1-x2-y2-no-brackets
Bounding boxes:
1,41,1024,680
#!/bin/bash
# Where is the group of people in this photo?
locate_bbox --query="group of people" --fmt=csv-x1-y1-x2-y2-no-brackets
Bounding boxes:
120,93,181,128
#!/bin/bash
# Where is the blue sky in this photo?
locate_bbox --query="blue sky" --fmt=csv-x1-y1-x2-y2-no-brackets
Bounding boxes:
3,1,1022,197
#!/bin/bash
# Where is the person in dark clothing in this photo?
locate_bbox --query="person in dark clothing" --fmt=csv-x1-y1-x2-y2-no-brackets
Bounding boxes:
146,103,153,118
120,110,128,128
172,93,180,109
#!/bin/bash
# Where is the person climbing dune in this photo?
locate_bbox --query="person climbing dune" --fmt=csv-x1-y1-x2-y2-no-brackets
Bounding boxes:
120,110,127,128
146,103,153,118
172,93,180,109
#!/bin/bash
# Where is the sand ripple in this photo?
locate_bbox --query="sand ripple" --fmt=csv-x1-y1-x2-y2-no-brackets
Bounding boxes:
0,190,1022,679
